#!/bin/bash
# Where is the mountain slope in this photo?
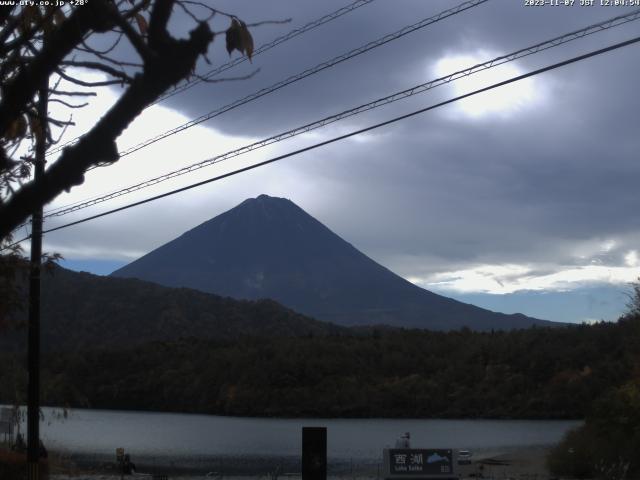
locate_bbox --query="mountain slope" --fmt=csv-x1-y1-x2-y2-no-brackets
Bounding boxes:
113,195,556,330
1,266,342,351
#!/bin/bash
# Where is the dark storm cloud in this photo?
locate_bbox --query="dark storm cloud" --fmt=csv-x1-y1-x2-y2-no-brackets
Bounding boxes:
159,0,484,136
264,69,640,275
156,0,639,137
47,0,640,296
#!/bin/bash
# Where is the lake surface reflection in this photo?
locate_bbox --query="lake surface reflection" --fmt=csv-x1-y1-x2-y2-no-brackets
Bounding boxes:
30,407,579,468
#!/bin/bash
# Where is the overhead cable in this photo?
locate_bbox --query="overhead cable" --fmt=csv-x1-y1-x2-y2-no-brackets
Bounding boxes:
155,0,377,104
47,0,377,156
24,34,639,242
49,0,489,160
42,8,640,220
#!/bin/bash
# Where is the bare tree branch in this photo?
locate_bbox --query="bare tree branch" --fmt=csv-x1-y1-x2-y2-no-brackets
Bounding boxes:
79,38,143,68
192,67,260,84
0,10,22,49
0,19,214,238
176,2,202,24
1,1,262,242
48,99,89,109
46,116,75,127
56,67,131,87
50,90,97,97
109,9,154,62
121,0,152,20
0,1,117,138
0,8,56,57
244,19,292,28
79,32,125,56
148,0,174,48
61,60,134,82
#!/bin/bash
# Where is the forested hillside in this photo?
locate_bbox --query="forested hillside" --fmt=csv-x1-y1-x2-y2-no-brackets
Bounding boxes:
2,316,637,418
1,266,344,352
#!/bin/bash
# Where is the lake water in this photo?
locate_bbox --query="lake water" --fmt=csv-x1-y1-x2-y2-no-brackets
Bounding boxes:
14,407,581,473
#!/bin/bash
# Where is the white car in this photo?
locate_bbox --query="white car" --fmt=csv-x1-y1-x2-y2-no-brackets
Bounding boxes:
458,450,473,465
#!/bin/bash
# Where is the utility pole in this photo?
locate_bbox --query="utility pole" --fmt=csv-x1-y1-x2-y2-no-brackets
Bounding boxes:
27,81,47,480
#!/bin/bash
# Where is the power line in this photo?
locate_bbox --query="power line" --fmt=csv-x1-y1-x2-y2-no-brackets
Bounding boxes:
41,8,640,220
81,0,490,161
44,187,131,215
8,5,636,237
155,0,376,105
47,0,376,156
45,193,111,215
24,34,639,242
4,33,638,252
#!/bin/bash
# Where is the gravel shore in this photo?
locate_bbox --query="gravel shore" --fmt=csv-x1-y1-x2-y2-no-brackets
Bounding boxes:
50,446,554,480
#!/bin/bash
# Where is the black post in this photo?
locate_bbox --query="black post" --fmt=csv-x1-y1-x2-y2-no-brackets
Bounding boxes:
27,83,47,480
302,427,327,480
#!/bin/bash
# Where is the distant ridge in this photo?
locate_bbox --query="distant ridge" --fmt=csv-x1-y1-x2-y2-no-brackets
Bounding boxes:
0,265,343,352
113,194,557,330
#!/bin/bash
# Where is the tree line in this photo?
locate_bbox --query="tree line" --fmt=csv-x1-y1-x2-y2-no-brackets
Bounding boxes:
1,315,638,419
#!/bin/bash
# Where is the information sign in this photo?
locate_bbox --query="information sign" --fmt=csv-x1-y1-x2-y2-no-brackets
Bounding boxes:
384,449,456,479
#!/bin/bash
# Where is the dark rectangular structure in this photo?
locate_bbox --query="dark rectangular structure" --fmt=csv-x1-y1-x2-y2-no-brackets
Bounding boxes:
383,449,458,479
302,427,327,480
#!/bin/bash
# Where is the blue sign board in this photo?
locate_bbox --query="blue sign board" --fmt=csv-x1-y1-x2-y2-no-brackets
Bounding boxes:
385,449,456,478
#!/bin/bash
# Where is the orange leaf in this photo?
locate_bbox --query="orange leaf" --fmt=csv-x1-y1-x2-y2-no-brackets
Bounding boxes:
239,20,254,61
53,8,66,26
135,13,148,35
225,18,242,56
29,115,44,145
6,116,27,141
225,18,254,61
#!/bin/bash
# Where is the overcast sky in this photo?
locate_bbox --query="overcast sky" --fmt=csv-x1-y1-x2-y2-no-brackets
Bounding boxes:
36,0,640,323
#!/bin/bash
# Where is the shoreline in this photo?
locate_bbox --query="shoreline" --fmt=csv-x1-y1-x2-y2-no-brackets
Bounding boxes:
460,446,552,479
3,404,585,421
47,445,554,480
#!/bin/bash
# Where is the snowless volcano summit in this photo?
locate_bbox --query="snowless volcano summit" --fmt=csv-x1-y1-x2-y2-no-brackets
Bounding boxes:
113,194,555,331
